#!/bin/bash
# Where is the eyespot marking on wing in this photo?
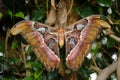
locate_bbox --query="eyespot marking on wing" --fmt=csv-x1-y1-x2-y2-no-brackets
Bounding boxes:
48,38,55,48
74,24,85,30
73,19,88,30
68,37,76,49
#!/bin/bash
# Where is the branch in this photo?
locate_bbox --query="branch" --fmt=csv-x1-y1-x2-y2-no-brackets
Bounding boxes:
109,34,120,42
34,0,39,9
21,43,27,67
13,72,26,77
90,54,101,73
104,29,120,42
96,61,118,80
67,0,73,15
90,65,101,73
5,29,11,58
117,53,120,80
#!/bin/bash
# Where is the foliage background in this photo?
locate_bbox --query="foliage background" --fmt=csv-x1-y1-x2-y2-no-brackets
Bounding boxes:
0,0,120,80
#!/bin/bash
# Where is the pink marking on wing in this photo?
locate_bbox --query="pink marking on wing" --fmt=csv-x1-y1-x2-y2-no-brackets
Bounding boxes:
34,32,44,44
67,40,83,61
40,45,60,63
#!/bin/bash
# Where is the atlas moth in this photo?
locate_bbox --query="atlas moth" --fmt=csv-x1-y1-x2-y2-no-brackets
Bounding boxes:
11,15,111,71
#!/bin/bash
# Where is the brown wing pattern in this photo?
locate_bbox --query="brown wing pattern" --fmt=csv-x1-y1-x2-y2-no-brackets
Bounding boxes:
65,15,111,71
11,21,60,71
11,15,111,71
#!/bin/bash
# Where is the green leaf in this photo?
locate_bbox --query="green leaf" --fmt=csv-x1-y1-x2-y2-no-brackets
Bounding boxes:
26,46,32,53
72,6,81,16
47,71,58,80
79,67,90,80
91,42,101,55
79,6,93,18
0,12,3,19
0,43,5,52
32,60,42,70
14,11,24,19
96,58,107,68
11,41,18,50
32,9,45,21
23,77,33,80
34,70,43,79
97,0,112,7
106,37,116,49
7,9,13,17
2,78,9,80
8,58,21,65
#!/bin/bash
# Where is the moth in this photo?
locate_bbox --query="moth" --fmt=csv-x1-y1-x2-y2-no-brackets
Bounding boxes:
11,15,111,71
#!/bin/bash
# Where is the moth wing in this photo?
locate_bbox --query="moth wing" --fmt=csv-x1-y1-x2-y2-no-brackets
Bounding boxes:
11,21,60,71
65,15,111,71
65,18,90,70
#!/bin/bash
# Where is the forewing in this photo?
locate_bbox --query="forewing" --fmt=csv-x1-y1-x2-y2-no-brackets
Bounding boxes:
65,18,90,71
11,21,60,71
65,15,111,71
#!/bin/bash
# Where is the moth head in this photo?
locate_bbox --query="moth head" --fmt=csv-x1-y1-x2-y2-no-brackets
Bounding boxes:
11,21,34,35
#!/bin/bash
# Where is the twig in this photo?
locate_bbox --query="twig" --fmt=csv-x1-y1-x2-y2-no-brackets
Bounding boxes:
91,53,98,67
109,34,120,42
104,29,120,42
115,0,120,16
90,65,101,73
67,0,73,16
116,10,120,16
5,29,11,58
21,43,27,67
46,0,49,20
34,0,39,9
96,61,118,80
90,54,101,73
117,51,120,80
13,72,26,77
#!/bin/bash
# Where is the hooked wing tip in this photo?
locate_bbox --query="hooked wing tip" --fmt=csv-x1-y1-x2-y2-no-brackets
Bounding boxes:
87,15,112,29
11,20,35,35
